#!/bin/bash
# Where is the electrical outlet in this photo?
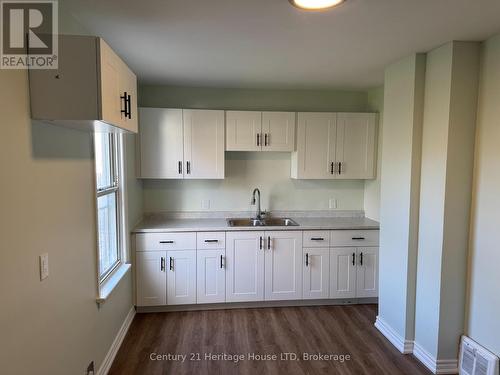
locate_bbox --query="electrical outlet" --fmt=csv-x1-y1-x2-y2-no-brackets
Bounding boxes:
39,253,49,280
201,199,210,210
329,198,338,209
86,361,95,375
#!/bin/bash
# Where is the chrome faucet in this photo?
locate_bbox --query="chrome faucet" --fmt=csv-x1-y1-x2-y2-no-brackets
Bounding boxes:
251,188,263,220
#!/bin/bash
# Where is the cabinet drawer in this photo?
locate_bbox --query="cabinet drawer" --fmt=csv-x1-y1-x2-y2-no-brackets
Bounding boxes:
303,231,330,247
330,230,379,247
136,232,196,251
197,232,226,250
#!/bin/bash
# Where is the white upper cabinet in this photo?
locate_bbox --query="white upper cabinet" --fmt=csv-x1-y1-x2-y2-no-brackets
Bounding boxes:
183,109,225,179
291,112,337,179
261,112,296,151
292,112,377,180
336,113,377,179
226,111,262,151
138,108,225,179
226,111,296,152
138,108,184,179
29,35,138,133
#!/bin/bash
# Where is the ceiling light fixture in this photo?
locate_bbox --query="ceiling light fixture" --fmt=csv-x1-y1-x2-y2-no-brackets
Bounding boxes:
289,0,345,11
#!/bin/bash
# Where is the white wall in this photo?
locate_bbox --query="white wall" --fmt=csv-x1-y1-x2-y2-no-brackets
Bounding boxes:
0,7,141,374
414,41,479,361
467,33,500,357
364,86,384,220
377,54,426,345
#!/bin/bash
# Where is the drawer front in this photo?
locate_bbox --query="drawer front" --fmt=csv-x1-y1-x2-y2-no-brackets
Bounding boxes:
303,231,330,247
197,232,226,250
136,232,196,251
330,230,379,247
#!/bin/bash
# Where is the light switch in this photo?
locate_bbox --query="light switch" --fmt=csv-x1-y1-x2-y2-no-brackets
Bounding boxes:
329,198,338,209
201,199,210,210
40,253,49,280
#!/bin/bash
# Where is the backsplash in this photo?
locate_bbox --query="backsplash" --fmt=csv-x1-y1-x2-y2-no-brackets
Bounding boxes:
142,152,365,212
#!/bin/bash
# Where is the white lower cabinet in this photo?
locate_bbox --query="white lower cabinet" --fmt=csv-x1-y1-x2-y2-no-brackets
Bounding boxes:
303,248,330,299
136,251,167,306
330,247,357,299
355,247,379,298
166,250,197,305
264,231,303,301
225,231,265,302
197,249,226,304
329,247,379,299
135,230,379,307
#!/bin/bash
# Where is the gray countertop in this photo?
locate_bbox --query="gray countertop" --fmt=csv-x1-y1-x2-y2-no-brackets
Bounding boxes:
133,216,379,233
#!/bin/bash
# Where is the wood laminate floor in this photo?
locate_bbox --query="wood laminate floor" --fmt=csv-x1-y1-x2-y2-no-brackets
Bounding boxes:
109,304,431,375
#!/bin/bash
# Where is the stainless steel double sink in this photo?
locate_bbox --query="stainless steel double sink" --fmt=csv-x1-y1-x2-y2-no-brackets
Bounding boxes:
227,217,299,227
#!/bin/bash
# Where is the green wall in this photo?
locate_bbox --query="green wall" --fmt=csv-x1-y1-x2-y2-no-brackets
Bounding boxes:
139,85,368,112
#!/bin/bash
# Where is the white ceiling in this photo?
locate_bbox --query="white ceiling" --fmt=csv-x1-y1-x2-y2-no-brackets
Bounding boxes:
66,0,500,89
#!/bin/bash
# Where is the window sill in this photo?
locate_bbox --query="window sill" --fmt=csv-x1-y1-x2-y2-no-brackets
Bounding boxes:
97,263,131,304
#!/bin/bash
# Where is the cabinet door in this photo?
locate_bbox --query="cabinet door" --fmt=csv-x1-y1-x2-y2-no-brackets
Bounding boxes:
197,249,226,304
226,111,262,151
183,109,225,179
336,113,377,179
226,232,265,302
136,251,166,306
330,247,356,299
167,250,197,305
292,113,337,179
120,62,138,133
264,231,303,301
99,39,124,129
356,247,379,298
138,108,184,179
262,112,295,152
303,248,330,299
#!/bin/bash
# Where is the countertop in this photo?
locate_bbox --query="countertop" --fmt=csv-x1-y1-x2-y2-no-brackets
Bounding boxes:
132,215,379,233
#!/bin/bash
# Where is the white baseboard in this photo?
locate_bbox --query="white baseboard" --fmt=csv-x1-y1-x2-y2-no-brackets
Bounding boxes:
97,307,136,375
413,342,458,374
374,316,414,354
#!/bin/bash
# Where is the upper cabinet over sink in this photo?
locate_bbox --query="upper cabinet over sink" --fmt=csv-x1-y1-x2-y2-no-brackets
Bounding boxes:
226,111,295,152
291,112,377,180
29,35,138,133
138,108,225,179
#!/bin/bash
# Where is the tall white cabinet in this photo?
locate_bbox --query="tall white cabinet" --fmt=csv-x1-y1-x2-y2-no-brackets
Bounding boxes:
292,112,377,179
138,108,225,179
226,111,295,152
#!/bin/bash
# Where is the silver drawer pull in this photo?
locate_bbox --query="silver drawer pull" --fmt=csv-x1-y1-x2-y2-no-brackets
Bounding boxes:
159,240,174,244
204,239,219,243
310,237,324,241
352,237,365,240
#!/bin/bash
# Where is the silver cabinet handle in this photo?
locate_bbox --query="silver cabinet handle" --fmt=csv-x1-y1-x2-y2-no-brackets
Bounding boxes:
264,133,268,146
268,236,271,250
259,236,263,250
220,255,224,269
359,252,363,266
205,239,219,243
169,257,174,271
310,237,324,241
352,252,355,266
257,133,260,147
337,162,342,175
330,162,334,175
160,257,165,271
305,253,309,267
159,240,174,244
186,161,191,174
178,161,182,175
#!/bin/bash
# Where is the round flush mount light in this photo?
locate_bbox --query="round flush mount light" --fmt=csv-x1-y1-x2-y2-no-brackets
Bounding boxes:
289,0,346,10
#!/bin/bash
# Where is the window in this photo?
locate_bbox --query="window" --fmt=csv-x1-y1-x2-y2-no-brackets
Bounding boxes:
94,132,125,283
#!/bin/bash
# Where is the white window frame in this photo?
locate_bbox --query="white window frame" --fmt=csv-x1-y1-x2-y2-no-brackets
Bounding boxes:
93,132,131,303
